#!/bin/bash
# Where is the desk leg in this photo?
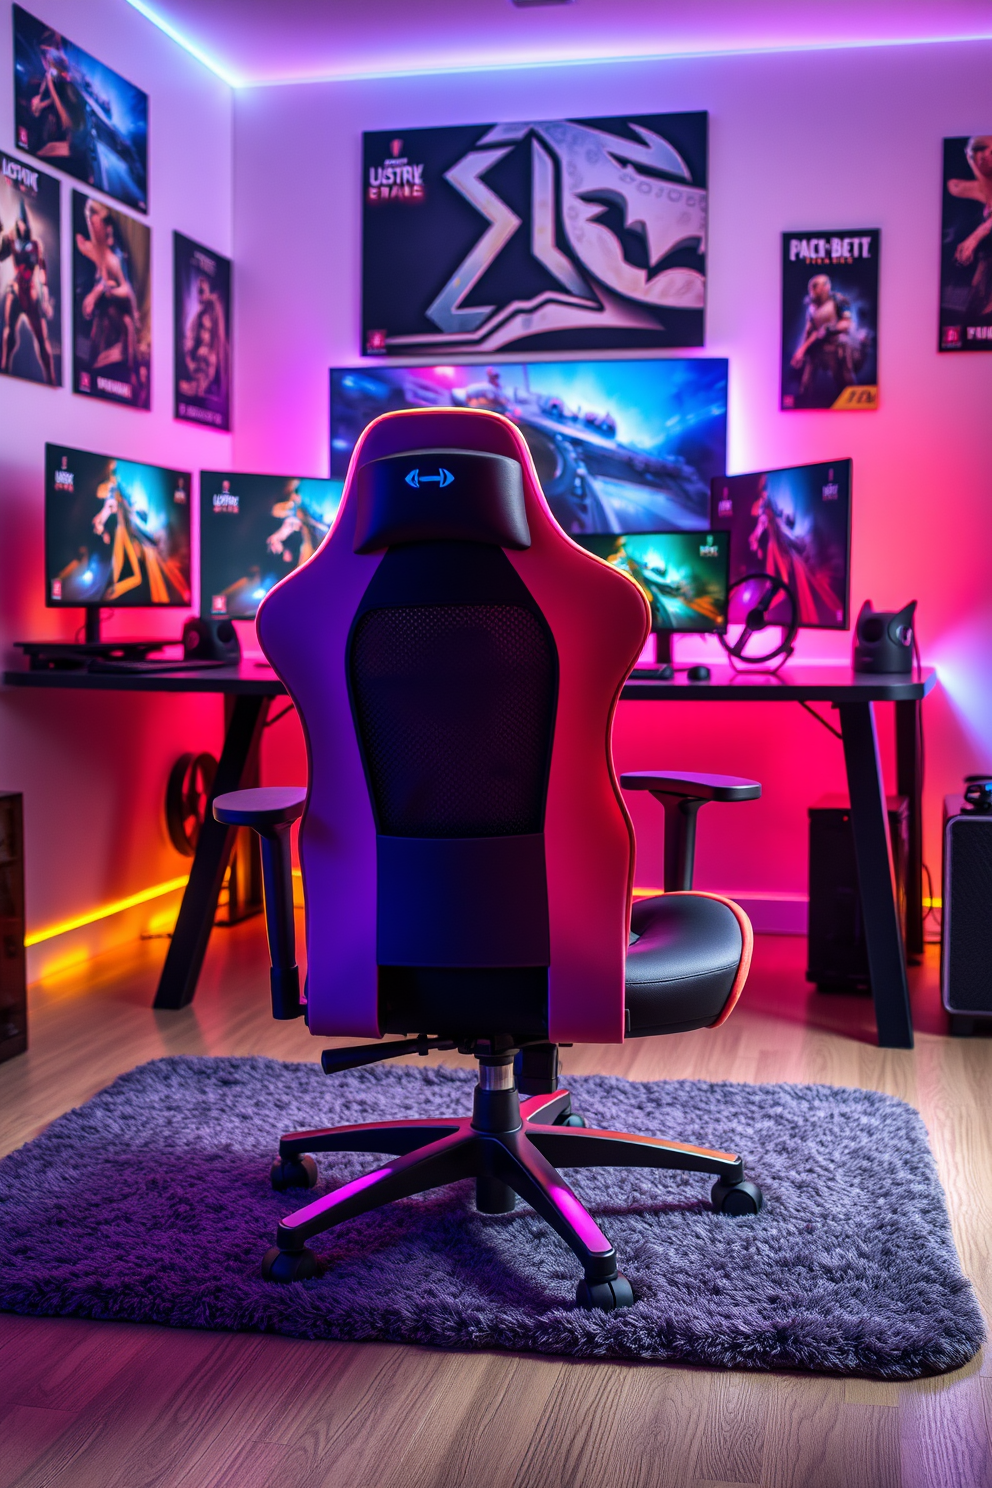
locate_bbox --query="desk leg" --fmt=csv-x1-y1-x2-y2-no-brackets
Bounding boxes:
153,694,270,1010
838,701,914,1049
896,698,924,958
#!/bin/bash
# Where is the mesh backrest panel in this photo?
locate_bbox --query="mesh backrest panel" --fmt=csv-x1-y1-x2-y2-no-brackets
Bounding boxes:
350,603,555,837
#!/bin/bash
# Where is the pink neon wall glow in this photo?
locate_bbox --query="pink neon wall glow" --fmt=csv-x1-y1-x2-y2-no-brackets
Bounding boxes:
234,41,992,925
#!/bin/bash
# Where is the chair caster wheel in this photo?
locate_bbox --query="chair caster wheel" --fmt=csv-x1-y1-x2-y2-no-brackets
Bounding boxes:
270,1155,318,1192
711,1178,763,1215
575,1273,634,1310
555,1111,587,1127
262,1246,319,1283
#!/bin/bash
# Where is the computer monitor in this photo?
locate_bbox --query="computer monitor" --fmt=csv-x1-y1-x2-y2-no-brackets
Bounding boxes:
45,443,191,639
199,471,343,620
577,530,730,662
711,459,852,629
330,359,728,535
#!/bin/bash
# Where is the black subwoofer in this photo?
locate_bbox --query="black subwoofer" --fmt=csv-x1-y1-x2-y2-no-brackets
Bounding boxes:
807,793,908,993
942,789,992,1033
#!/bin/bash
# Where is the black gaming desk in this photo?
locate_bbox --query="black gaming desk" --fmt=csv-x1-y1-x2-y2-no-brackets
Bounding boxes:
4,659,935,1049
620,663,937,1050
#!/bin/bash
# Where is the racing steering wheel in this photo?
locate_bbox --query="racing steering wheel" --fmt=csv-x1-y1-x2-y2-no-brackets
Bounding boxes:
719,573,798,670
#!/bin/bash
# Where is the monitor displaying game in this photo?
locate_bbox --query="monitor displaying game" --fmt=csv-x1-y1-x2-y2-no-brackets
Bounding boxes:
711,459,852,630
577,531,730,634
199,472,343,620
330,359,728,535
45,444,191,608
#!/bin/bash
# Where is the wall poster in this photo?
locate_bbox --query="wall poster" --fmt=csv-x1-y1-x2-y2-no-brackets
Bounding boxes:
13,5,148,214
362,113,708,356
72,189,150,409
939,136,992,350
0,151,60,386
174,232,231,430
781,230,879,410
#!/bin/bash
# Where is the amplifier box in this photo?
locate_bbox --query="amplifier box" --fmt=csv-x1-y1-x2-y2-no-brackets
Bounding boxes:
806,793,908,993
942,794,992,1032
0,793,26,1064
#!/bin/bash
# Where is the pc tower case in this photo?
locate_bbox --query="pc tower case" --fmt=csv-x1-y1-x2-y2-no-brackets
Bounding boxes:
806,793,908,992
942,793,992,1034
0,793,26,1063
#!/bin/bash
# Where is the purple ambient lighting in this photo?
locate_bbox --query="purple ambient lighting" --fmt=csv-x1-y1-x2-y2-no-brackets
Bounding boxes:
123,0,992,89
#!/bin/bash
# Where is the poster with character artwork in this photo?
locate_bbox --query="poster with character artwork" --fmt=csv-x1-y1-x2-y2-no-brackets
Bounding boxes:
0,151,60,386
939,136,992,350
72,189,150,408
174,232,231,430
781,230,879,410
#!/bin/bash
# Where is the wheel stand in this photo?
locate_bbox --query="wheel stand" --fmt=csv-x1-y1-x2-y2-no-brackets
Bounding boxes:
263,1050,762,1309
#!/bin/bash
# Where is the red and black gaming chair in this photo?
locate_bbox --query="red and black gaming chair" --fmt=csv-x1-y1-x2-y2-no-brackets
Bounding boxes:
215,408,762,1311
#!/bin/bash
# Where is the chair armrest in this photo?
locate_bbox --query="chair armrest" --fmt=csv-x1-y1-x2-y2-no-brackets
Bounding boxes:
213,787,307,1020
622,773,760,892
621,771,760,802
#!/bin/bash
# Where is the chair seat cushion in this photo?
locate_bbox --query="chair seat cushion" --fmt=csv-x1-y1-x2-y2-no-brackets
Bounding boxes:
625,893,743,1037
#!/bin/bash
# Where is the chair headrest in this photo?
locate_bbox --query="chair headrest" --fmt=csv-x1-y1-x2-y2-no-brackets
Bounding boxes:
353,447,531,554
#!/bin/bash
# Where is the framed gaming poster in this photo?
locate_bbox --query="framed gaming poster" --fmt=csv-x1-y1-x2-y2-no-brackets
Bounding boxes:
939,136,992,350
0,151,61,386
72,189,150,409
174,232,231,430
362,112,708,356
781,230,879,410
13,5,148,214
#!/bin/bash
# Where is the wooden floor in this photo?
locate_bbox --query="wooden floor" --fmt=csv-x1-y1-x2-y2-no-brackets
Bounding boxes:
0,921,989,1488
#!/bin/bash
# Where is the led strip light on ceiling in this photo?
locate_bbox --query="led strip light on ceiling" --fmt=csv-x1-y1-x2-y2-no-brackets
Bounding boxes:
123,0,992,89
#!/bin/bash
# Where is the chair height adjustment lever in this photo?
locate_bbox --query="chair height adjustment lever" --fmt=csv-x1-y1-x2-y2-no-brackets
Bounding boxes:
321,1036,456,1075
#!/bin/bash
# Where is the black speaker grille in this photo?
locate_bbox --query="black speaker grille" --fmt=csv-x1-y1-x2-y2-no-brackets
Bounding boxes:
349,603,555,837
945,817,992,1014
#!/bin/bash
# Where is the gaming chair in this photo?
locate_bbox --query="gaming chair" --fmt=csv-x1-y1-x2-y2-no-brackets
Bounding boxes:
215,408,762,1311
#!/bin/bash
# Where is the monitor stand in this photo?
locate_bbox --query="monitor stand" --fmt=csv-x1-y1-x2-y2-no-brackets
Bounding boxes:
17,607,170,672
632,631,676,680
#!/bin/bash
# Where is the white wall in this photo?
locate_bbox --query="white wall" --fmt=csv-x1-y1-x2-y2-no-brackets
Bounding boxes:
232,42,992,918
0,0,233,965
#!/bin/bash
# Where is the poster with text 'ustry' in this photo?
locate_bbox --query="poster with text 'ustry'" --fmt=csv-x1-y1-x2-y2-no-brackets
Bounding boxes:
362,113,708,356
781,230,879,410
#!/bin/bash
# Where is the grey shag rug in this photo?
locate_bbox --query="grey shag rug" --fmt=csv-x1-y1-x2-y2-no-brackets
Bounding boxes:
0,1056,983,1378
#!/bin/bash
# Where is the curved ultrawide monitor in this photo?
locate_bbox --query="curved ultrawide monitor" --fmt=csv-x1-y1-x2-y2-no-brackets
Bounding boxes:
44,443,191,608
330,359,727,536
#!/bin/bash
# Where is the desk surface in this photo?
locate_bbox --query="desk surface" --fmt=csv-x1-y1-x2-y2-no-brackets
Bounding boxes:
4,659,935,703
3,660,287,696
620,663,936,703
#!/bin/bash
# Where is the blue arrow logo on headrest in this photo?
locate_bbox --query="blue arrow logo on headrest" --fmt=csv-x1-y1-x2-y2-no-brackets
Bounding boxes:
404,468,454,489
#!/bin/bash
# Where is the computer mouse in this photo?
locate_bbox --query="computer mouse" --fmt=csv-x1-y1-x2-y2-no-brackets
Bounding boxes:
686,664,711,682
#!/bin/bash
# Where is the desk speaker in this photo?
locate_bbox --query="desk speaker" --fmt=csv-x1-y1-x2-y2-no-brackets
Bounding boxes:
942,789,992,1032
182,617,241,663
